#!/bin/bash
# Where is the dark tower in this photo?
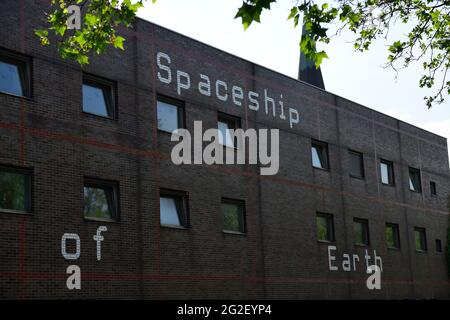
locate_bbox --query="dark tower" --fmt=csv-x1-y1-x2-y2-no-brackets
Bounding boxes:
298,24,325,89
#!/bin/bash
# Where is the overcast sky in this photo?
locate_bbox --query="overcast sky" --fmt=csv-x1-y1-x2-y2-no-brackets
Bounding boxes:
137,0,450,156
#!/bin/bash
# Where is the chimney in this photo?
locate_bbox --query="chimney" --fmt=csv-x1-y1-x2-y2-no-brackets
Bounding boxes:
298,24,325,90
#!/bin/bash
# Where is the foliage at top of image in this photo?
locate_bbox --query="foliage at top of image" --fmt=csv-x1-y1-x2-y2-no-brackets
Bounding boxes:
35,0,450,108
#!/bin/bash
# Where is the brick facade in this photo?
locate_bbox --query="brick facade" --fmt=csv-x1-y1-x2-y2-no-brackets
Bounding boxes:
0,0,449,299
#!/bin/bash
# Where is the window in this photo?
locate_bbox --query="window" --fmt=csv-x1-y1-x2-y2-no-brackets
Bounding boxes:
0,166,32,213
0,50,31,97
82,75,116,118
316,213,335,242
349,150,364,179
221,199,246,234
353,218,370,246
409,167,422,192
414,227,427,252
430,181,437,196
385,223,400,249
218,113,241,148
157,96,184,133
160,189,189,227
84,178,119,221
311,139,329,170
436,239,442,253
380,159,394,186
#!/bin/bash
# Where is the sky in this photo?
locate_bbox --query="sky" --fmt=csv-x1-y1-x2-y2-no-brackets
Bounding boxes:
137,0,450,155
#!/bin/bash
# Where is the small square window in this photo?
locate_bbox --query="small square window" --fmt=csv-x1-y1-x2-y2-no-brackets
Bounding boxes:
84,178,119,221
157,96,184,133
414,227,427,252
218,113,241,148
380,159,394,186
353,218,370,246
0,50,31,97
385,223,400,249
0,166,32,213
160,189,189,228
316,213,335,242
436,239,442,253
311,139,329,170
349,150,364,179
430,181,437,196
409,167,422,193
82,75,116,119
221,199,246,234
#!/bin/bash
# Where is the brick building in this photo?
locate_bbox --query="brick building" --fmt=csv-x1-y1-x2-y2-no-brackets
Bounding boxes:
0,0,449,299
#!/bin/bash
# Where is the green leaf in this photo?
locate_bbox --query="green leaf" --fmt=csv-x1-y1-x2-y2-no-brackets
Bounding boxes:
113,36,125,50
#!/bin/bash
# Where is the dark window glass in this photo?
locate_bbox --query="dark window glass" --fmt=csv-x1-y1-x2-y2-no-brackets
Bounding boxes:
409,167,422,192
349,150,364,179
157,97,184,133
0,53,30,97
84,179,119,221
311,140,329,170
316,213,335,242
436,239,442,253
0,167,31,213
414,227,427,252
160,189,188,227
218,113,240,148
380,159,394,185
385,223,400,249
430,181,437,196
353,218,370,246
221,199,245,233
82,76,115,118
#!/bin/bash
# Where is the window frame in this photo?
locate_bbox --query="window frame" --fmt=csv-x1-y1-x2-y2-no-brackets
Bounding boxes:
0,48,32,98
311,139,330,171
408,167,422,193
82,73,117,120
156,95,185,134
414,227,427,252
221,198,246,235
0,165,33,215
217,112,241,148
435,239,442,253
385,223,401,249
430,181,437,196
380,159,395,186
83,177,120,223
348,150,365,179
316,212,335,243
159,188,190,229
353,217,370,246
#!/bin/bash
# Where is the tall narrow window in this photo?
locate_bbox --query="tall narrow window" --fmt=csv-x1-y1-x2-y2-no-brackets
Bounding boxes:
385,223,400,249
84,178,119,221
349,150,364,179
0,51,30,97
221,199,246,234
0,166,32,213
82,75,116,119
353,218,370,246
218,113,240,148
380,159,394,186
430,181,437,196
414,227,427,252
436,239,442,253
157,96,184,133
409,167,422,192
311,139,329,170
316,213,335,242
160,189,189,228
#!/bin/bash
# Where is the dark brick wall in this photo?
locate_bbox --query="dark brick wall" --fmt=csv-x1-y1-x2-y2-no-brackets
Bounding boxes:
0,0,448,299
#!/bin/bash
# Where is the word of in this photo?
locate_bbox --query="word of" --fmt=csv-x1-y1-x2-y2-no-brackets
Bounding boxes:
171,121,279,175
61,226,108,290
156,52,301,128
